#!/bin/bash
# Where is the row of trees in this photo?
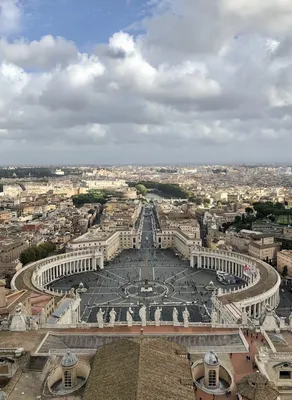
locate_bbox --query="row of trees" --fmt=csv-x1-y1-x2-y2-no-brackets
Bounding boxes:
137,181,191,198
253,201,291,217
19,242,56,266
72,190,110,206
232,214,256,232
0,167,55,178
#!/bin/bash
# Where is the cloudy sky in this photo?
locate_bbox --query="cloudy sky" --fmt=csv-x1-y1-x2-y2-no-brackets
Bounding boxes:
1,0,292,165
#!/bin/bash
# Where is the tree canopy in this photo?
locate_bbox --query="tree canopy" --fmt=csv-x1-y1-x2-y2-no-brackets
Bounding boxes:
20,242,56,265
138,181,190,198
135,184,147,196
72,190,110,206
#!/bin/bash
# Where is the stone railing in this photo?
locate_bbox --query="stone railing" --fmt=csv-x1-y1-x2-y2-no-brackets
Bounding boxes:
11,250,103,296
191,247,280,309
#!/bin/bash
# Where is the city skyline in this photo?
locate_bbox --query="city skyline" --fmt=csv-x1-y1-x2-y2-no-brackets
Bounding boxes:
1,1,292,164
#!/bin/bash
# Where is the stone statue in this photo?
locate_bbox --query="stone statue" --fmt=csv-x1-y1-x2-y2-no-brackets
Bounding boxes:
241,308,248,326
97,308,105,328
30,317,39,331
139,304,147,327
1,317,9,331
280,316,286,329
10,303,28,332
183,307,190,328
109,308,117,327
126,307,134,327
154,307,162,326
173,307,179,326
211,309,217,325
289,312,292,329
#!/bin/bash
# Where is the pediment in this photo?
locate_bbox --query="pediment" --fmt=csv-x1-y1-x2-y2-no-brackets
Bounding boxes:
274,362,292,371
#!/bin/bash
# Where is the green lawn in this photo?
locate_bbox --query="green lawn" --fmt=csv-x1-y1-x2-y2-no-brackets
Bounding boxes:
276,215,292,225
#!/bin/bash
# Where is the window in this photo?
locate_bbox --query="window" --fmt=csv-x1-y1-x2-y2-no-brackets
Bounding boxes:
279,371,291,379
208,370,216,387
64,370,72,388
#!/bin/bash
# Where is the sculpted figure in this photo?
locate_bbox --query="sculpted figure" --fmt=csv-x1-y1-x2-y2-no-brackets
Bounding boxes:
173,307,179,326
109,308,117,327
97,308,105,328
289,312,292,329
211,309,218,325
9,303,28,332
154,307,162,326
183,307,190,328
126,307,134,327
139,304,147,327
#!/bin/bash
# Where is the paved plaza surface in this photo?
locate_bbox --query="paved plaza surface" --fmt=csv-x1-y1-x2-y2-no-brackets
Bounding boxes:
49,207,245,323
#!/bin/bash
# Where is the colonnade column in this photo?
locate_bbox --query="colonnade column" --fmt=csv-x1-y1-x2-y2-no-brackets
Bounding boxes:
198,255,202,269
190,255,194,268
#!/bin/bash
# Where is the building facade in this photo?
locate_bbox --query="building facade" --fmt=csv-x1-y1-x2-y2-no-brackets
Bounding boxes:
277,250,292,277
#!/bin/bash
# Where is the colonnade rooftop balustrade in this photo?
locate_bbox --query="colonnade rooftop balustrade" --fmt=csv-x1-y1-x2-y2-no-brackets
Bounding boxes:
191,247,280,306
219,258,280,305
11,244,281,323
12,249,103,294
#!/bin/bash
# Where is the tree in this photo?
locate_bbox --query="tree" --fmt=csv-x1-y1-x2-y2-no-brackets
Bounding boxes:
19,242,56,265
245,207,253,215
282,265,288,277
135,184,147,196
19,247,36,265
234,216,241,224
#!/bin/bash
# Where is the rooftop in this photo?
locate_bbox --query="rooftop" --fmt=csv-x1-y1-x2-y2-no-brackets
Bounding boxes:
83,338,194,400
220,260,279,305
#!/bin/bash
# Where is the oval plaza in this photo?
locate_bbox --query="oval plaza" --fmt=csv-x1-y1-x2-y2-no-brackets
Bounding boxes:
12,204,281,328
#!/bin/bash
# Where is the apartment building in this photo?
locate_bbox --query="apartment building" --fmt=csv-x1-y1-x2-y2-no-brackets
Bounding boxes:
67,228,140,261
67,199,142,260
277,250,292,277
156,228,201,258
0,239,28,263
248,235,281,263
155,203,201,258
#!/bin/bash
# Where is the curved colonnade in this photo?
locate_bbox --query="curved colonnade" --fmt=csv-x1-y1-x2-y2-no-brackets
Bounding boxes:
191,248,281,319
11,247,281,324
12,250,104,297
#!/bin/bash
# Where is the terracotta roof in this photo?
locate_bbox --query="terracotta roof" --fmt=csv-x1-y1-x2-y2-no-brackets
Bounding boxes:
83,338,194,400
237,372,279,400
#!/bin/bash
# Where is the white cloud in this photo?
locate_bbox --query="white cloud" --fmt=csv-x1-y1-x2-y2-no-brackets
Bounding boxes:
0,35,78,68
0,0,22,34
1,0,292,163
